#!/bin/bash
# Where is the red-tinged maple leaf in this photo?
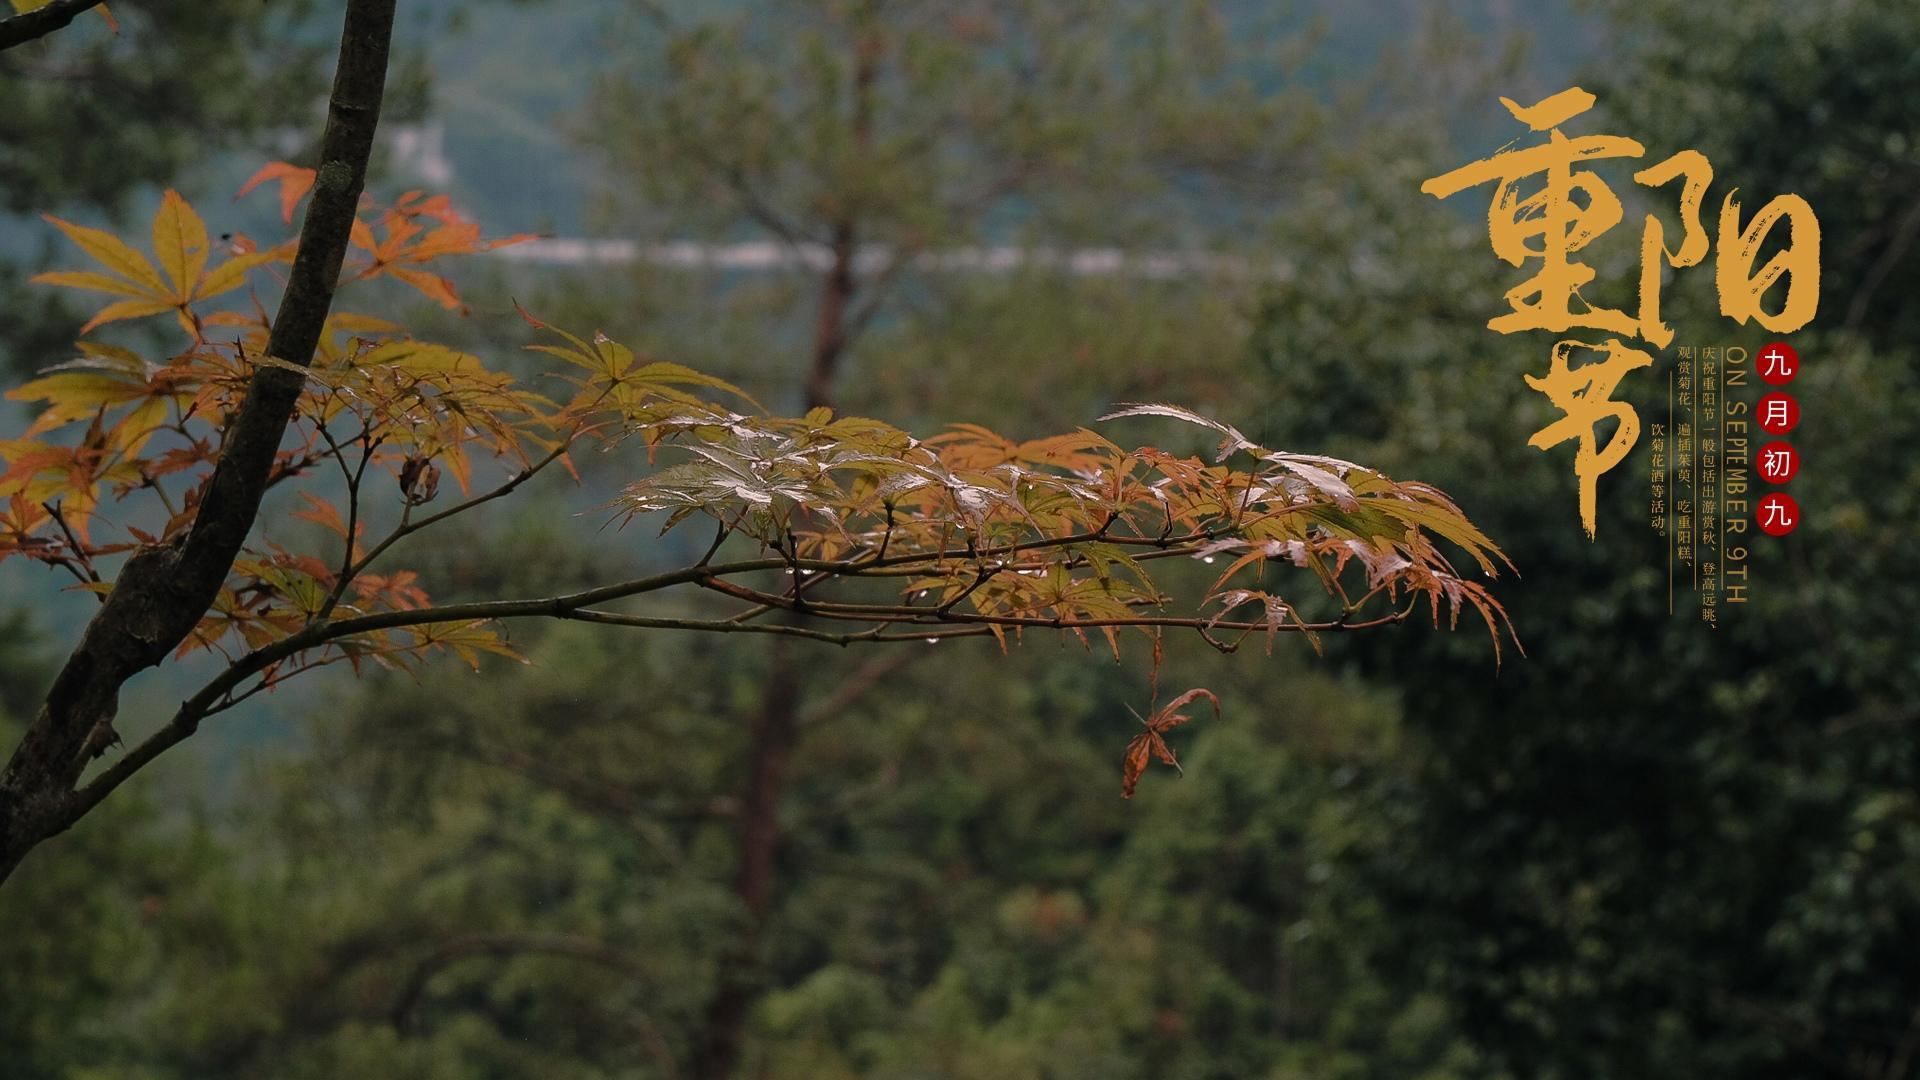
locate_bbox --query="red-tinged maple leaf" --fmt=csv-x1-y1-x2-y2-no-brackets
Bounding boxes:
291,491,354,541
352,570,429,613
1120,687,1219,798
237,162,317,224
384,265,463,310
341,197,537,310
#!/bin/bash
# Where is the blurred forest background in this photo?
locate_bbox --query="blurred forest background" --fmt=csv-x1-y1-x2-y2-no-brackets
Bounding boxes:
3,0,1917,1077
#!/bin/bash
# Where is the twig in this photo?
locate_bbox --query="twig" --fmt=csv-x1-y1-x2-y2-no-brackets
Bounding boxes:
40,501,101,591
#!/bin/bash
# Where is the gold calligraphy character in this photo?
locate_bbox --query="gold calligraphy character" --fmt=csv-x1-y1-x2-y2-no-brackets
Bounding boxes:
1524,338,1653,537
1632,150,1713,348
1719,191,1821,332
1420,87,1643,338
1422,90,1730,350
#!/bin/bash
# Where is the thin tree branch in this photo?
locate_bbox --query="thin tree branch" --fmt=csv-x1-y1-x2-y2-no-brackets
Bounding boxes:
315,420,376,613
797,650,921,729
40,501,102,594
53,508,1416,834
51,529,1231,823
695,575,1413,637
1843,193,1920,333
389,929,685,1079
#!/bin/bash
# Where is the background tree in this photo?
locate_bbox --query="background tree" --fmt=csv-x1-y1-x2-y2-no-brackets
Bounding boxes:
584,3,1335,1070
1243,2,1920,1075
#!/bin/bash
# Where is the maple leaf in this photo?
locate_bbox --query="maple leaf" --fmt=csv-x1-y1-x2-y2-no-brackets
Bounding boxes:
413,620,527,671
1100,402,1256,461
237,162,317,224
36,191,281,335
1120,687,1219,798
345,194,537,310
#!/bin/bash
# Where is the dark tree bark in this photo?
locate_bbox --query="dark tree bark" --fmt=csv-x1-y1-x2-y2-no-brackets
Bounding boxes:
0,0,107,52
0,0,398,886
800,29,876,414
803,217,859,412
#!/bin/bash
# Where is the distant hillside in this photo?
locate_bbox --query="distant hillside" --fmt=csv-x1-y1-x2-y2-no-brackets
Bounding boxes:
407,0,1595,238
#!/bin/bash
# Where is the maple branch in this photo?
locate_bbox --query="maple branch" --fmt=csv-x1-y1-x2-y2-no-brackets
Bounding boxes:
264,448,328,491
139,470,180,520
62,531,1425,827
71,534,1199,810
200,657,335,719
0,0,396,879
53,556,876,819
696,518,731,566
693,575,1413,638
0,0,104,52
801,526,1221,575
65,612,987,829
724,552,838,624
177,0,392,597
561,608,995,644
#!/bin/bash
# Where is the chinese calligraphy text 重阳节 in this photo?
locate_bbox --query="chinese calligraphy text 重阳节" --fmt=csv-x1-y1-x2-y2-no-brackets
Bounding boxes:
1421,86,1819,537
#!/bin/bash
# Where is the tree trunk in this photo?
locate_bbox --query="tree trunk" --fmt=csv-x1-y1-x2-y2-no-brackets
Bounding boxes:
692,646,800,1080
804,217,858,413
694,209,864,1075
694,27,878,1075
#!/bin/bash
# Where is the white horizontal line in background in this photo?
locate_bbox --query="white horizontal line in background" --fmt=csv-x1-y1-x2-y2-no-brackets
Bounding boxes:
492,238,1269,279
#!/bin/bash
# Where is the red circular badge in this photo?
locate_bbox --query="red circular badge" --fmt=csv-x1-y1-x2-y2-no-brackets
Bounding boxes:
1757,341,1799,385
1756,492,1800,536
1758,440,1799,484
1756,391,1800,435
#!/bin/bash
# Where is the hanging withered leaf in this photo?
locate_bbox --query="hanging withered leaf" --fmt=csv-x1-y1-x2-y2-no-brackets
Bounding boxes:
398,455,441,506
1120,687,1219,798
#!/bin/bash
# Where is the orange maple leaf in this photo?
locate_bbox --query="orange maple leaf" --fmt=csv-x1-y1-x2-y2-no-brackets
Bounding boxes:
1120,687,1219,798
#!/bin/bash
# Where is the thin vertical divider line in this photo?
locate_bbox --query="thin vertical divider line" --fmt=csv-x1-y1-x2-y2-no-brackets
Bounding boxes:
1718,354,1726,607
1691,361,1699,594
